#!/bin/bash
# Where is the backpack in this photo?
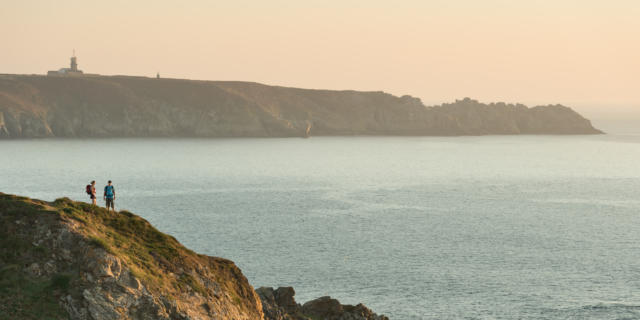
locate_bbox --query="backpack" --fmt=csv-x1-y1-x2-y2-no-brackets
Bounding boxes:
86,185,92,195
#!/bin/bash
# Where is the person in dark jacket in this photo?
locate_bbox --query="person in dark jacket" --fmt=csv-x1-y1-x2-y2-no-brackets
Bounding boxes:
104,180,116,212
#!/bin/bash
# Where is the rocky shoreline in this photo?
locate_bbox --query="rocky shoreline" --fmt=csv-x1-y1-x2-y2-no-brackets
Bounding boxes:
0,193,387,319
257,287,388,320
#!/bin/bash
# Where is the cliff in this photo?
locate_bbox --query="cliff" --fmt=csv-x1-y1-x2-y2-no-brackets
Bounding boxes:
0,193,388,320
0,74,601,138
0,193,263,319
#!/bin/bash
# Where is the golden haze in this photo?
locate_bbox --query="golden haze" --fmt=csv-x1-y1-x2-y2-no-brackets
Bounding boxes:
1,0,638,126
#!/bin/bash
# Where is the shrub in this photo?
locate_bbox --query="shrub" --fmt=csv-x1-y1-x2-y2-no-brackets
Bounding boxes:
49,274,71,292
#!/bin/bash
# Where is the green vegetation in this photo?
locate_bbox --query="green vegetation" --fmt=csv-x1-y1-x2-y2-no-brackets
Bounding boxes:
0,269,69,320
232,293,243,306
1,193,197,303
88,236,114,254
49,274,72,292
179,273,207,296
50,197,200,295
0,195,68,319
0,237,30,262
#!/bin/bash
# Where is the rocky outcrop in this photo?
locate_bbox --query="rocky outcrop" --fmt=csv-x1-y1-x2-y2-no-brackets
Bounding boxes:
0,193,264,320
256,287,388,320
0,74,602,138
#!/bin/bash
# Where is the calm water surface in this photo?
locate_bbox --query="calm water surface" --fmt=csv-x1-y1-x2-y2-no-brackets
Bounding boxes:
1,135,640,319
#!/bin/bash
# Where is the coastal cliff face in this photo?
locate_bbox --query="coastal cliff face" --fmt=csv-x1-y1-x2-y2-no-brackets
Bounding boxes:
0,74,601,138
0,193,388,320
0,193,264,320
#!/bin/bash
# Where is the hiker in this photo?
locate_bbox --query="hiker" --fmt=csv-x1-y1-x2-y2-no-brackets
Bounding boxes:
104,180,116,212
86,181,97,205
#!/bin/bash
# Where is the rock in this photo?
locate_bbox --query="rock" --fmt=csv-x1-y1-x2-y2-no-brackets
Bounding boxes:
26,262,42,277
257,287,388,320
274,287,300,315
43,260,57,274
256,287,294,320
301,296,343,319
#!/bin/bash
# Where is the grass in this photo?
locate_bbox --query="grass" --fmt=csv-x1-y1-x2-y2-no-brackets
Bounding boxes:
51,197,205,297
0,195,70,319
88,236,114,254
0,267,70,320
49,274,72,292
1,193,199,296
0,237,30,262
232,293,243,306
179,273,207,296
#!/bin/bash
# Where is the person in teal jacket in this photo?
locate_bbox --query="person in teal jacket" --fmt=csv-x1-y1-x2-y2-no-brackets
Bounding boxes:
104,180,116,212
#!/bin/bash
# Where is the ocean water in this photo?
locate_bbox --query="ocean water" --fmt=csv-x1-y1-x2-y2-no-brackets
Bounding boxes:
1,134,640,319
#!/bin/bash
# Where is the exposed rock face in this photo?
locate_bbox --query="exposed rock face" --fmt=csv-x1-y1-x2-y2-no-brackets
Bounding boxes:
0,74,601,138
0,193,264,320
256,287,300,320
256,287,388,320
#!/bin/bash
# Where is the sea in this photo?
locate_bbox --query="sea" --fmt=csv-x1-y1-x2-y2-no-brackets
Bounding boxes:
1,130,640,319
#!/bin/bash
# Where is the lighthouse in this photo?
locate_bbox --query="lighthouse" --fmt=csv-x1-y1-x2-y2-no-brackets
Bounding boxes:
47,50,84,76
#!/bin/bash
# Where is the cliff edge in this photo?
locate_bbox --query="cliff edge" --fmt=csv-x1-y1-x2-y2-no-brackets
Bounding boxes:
0,74,601,138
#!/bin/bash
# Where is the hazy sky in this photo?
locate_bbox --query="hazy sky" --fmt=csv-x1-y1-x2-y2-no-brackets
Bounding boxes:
2,0,638,119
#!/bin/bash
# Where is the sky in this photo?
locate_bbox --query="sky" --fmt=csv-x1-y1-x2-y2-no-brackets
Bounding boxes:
1,0,639,128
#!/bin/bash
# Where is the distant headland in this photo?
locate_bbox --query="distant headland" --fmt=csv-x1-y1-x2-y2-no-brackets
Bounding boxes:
0,55,602,138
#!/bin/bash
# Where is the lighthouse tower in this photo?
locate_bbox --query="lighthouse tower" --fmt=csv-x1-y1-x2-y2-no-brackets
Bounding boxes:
70,50,78,72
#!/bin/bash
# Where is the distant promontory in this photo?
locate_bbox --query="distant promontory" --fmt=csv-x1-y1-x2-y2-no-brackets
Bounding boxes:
0,74,602,138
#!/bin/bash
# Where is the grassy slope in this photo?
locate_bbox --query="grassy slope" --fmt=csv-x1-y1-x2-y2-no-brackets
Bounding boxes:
0,194,68,319
0,193,261,319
